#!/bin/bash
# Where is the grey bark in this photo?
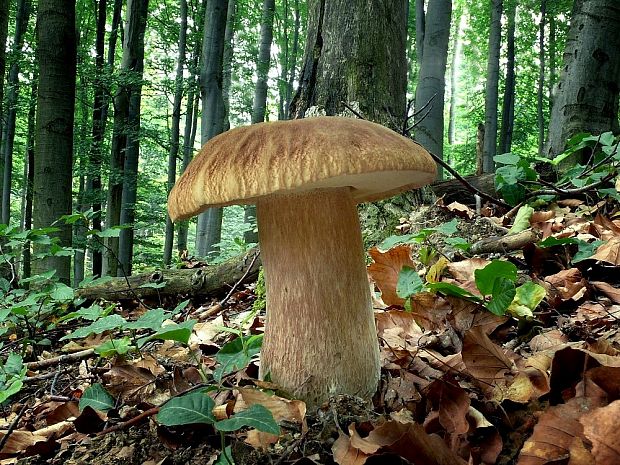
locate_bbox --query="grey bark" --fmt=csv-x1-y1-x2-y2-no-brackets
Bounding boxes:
548,15,556,110
0,0,10,203
164,0,188,266
32,0,76,284
2,0,31,225
277,0,301,120
21,73,36,280
413,0,452,179
415,0,425,63
118,0,149,276
195,0,229,258
482,0,502,173
537,0,546,156
546,0,620,159
244,0,276,245
448,13,463,146
499,1,516,155
222,0,236,131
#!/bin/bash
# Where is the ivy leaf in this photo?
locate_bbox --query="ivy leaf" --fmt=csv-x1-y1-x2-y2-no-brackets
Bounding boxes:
215,404,280,435
80,383,115,412
396,266,424,299
157,390,215,426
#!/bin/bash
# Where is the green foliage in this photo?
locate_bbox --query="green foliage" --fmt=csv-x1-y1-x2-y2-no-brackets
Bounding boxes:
79,383,115,412
252,267,266,313
213,334,263,382
0,353,26,404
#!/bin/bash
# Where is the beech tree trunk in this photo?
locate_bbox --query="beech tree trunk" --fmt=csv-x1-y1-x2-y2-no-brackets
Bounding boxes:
164,0,188,266
414,0,451,179
482,0,502,173
415,0,425,64
537,0,547,156
0,0,9,201
195,0,229,258
32,0,76,284
2,0,30,225
448,14,464,147
499,1,516,155
277,0,301,120
222,0,236,131
546,0,620,159
21,74,36,281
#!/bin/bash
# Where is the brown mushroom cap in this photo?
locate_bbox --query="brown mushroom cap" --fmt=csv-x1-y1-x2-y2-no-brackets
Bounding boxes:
168,116,436,221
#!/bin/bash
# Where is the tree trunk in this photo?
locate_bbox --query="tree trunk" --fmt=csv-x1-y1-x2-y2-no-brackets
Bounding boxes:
448,13,464,147
21,73,36,281
548,15,556,110
244,0,276,245
413,0,451,179
118,0,149,276
222,0,236,131
415,0,425,63
546,0,620,159
482,0,502,173
499,0,516,155
195,0,229,258
32,0,76,284
0,0,10,202
537,0,546,156
2,0,30,225
284,0,301,119
163,0,188,266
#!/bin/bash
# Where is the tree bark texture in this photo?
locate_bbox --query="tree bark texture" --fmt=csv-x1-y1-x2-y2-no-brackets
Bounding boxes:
164,0,188,266
2,0,31,225
499,1,516,155
289,0,408,130
537,0,547,156
21,74,36,281
222,0,236,131
32,0,76,284
546,0,620,159
415,0,425,63
77,248,260,300
0,0,10,200
448,14,464,147
195,0,229,258
482,0,502,173
413,0,452,179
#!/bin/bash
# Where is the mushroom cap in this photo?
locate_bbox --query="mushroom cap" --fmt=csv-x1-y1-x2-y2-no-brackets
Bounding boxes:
168,116,437,221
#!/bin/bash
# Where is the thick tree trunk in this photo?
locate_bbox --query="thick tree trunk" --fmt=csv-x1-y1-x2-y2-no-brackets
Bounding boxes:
195,0,229,258
414,0,451,179
164,0,188,266
448,13,464,147
537,0,547,156
546,0,620,159
499,1,516,155
222,0,236,131
32,0,76,284
244,0,276,245
482,0,502,173
2,0,30,225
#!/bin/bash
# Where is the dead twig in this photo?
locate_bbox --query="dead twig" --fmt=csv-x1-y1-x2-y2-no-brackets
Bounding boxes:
25,348,95,370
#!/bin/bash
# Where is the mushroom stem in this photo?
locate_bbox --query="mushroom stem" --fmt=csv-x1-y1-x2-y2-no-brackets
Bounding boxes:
257,187,380,407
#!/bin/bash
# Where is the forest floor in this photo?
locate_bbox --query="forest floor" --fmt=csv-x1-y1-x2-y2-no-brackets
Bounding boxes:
2,198,620,465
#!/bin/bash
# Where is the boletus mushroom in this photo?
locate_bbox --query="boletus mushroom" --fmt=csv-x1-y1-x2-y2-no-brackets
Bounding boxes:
168,117,436,407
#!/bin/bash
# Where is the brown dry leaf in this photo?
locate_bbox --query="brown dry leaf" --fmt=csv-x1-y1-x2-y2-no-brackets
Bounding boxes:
530,211,555,224
449,297,507,334
591,281,620,304
237,388,306,426
333,428,370,465
462,327,516,396
574,302,620,325
586,366,620,399
590,237,620,265
409,293,452,331
593,214,620,237
445,201,474,219
529,330,569,352
427,379,470,435
446,258,490,283
188,315,225,348
102,363,157,405
367,245,414,307
579,399,620,464
518,396,602,465
383,371,421,411
375,310,423,348
0,430,47,455
244,429,280,450
543,268,587,303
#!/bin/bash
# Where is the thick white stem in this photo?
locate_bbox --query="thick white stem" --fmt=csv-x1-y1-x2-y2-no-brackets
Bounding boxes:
257,187,380,407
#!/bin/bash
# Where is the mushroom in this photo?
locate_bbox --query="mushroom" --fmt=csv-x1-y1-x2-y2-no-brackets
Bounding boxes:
168,116,436,407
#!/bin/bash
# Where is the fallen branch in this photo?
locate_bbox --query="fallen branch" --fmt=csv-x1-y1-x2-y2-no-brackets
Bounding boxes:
25,349,95,370
470,229,540,255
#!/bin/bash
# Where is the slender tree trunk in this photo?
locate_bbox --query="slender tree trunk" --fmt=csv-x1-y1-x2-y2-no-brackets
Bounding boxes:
244,0,275,244
222,0,236,131
163,0,188,266
413,0,452,179
0,0,10,205
277,0,290,121
87,0,110,278
548,15,556,110
537,0,546,155
499,1,516,155
21,73,36,281
415,0,425,63
2,0,30,225
546,0,620,159
448,13,464,147
32,0,76,284
118,0,149,276
482,0,502,173
284,0,300,118
195,0,229,258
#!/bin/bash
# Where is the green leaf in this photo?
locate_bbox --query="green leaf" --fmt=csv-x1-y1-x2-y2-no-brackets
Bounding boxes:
157,390,215,426
396,266,424,299
138,281,167,289
377,233,419,251
537,237,580,248
425,282,481,302
486,278,516,316
508,281,546,318
19,269,56,284
215,404,280,435
444,237,471,251
172,299,190,315
95,337,135,357
434,219,459,236
573,240,604,263
148,319,196,344
60,314,128,340
508,205,534,234
79,383,115,412
494,152,520,165
90,227,122,238
0,379,23,404
214,446,235,465
50,282,75,301
125,308,168,331
214,335,263,382
475,260,517,296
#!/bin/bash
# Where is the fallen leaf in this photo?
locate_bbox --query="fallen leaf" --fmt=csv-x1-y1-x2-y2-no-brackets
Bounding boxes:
591,281,620,304
579,399,620,464
237,387,306,427
368,245,414,307
589,237,620,265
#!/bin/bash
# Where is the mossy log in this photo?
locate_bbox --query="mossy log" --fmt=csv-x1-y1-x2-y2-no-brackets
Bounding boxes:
76,249,261,300
431,173,497,206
